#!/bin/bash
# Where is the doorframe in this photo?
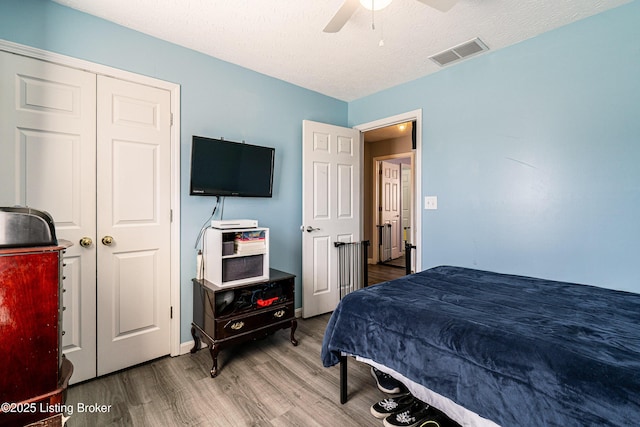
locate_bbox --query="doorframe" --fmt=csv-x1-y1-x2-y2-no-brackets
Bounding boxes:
354,109,422,272
372,153,414,264
0,39,182,357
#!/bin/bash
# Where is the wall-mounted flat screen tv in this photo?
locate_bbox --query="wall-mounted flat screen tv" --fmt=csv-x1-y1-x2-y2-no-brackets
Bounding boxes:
190,136,274,197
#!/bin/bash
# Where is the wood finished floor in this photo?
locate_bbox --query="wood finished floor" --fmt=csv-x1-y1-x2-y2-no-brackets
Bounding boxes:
66,314,390,426
367,259,407,286
65,263,405,426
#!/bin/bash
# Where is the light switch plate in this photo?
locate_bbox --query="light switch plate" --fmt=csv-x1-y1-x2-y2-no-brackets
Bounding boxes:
424,196,438,210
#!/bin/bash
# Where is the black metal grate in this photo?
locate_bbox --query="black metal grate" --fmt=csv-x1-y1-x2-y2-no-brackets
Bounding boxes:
334,240,370,299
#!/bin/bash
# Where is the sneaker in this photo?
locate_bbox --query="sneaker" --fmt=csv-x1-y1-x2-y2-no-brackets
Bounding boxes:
370,394,415,419
383,401,440,427
417,412,462,427
371,367,403,394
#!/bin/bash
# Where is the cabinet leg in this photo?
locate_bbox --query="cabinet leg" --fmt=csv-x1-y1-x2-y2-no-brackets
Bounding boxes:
290,319,299,346
190,326,201,354
209,344,220,378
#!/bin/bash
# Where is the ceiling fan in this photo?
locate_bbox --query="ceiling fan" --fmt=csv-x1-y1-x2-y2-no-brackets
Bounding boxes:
324,0,458,33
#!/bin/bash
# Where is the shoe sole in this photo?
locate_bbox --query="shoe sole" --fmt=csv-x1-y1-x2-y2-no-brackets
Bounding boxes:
384,417,435,427
371,406,389,419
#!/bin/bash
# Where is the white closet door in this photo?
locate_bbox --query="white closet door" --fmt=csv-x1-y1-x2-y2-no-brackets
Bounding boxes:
96,75,172,375
0,51,98,383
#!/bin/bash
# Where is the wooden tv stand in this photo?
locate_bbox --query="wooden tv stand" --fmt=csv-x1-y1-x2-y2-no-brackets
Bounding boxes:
190,269,297,377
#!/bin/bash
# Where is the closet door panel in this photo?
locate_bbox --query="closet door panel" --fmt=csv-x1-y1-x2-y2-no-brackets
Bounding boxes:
96,75,172,376
0,51,97,384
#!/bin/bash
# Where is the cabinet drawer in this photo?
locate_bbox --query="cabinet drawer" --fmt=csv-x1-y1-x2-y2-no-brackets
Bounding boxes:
215,303,293,339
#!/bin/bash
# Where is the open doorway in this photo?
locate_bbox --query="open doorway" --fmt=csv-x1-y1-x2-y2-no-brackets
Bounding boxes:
362,121,416,285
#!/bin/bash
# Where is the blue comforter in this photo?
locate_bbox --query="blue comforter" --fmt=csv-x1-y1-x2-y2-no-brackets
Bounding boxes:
321,266,640,426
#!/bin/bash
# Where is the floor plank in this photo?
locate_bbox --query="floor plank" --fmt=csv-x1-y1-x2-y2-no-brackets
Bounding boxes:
367,261,406,286
65,314,390,426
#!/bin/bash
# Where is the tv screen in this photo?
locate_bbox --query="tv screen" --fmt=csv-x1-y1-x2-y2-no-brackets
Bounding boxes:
190,136,274,197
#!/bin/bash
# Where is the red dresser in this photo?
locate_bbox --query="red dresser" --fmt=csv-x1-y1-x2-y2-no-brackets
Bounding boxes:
0,243,73,427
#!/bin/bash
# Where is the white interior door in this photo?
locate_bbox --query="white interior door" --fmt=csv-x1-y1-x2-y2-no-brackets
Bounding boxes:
302,120,361,318
96,75,172,375
0,51,98,383
380,161,402,259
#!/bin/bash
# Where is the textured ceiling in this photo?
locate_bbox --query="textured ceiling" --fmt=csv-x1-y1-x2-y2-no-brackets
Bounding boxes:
52,0,630,101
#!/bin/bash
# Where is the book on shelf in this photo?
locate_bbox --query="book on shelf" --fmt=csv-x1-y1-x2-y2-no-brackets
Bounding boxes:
234,230,266,242
235,243,266,254
235,246,266,255
234,230,266,254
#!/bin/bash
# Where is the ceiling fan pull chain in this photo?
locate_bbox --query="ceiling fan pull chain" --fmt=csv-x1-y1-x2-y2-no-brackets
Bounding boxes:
371,0,376,30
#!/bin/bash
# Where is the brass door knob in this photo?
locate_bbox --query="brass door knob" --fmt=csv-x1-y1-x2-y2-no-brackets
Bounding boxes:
102,236,114,246
79,237,93,248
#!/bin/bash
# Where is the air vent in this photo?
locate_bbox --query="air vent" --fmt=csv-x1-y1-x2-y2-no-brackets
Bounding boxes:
429,37,489,67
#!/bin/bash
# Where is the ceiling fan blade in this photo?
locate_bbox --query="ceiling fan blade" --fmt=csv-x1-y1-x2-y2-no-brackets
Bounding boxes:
323,0,360,33
415,0,458,12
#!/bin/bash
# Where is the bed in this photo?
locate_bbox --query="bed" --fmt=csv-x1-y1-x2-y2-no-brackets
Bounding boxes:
321,266,640,426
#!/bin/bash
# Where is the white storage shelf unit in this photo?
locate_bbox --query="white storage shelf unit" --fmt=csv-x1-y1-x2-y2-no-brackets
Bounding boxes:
203,227,269,287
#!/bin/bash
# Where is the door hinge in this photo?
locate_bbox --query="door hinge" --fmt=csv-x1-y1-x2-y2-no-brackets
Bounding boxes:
170,113,174,126
170,306,173,319
170,209,173,222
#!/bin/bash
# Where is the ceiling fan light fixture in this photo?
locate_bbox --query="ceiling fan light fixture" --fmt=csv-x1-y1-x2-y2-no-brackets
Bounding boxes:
360,0,393,11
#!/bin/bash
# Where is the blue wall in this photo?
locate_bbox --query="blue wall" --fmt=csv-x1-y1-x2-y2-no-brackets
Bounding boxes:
349,1,640,293
0,0,347,343
2,0,639,347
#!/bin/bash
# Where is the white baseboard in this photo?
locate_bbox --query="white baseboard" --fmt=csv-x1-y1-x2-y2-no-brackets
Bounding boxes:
179,340,197,355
